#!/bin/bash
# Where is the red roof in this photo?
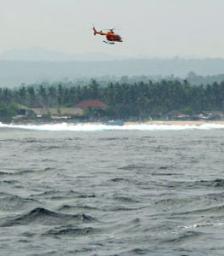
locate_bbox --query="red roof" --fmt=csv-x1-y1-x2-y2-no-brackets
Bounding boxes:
76,99,107,110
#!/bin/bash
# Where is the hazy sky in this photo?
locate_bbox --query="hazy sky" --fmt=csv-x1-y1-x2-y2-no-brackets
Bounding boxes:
1,0,224,59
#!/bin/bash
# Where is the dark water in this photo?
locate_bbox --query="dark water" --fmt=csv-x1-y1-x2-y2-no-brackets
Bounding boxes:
0,126,224,255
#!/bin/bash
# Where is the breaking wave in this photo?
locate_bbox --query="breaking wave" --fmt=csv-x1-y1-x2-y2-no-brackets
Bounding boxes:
0,207,96,226
1,122,224,131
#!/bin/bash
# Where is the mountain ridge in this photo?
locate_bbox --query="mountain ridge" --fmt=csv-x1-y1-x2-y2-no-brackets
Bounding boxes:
1,57,224,87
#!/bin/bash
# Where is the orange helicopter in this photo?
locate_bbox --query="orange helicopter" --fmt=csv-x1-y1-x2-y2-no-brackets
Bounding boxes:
93,26,123,44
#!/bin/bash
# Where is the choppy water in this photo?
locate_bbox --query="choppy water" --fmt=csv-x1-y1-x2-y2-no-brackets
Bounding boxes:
0,122,224,256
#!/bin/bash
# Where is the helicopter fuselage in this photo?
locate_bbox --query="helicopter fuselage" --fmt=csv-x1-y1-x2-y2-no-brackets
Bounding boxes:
106,33,122,42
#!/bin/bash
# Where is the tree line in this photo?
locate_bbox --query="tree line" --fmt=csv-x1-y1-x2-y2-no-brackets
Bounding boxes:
0,79,224,120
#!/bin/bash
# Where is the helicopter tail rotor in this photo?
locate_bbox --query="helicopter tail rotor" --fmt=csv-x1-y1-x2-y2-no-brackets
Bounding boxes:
93,26,97,35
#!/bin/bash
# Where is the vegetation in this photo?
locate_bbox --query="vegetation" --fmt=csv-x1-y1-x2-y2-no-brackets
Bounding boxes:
0,102,18,121
0,79,224,121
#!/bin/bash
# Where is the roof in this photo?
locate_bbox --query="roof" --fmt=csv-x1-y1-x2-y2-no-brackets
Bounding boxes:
16,104,32,110
76,99,107,110
32,107,84,116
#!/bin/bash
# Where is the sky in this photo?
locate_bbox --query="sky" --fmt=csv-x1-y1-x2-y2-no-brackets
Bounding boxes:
1,0,224,59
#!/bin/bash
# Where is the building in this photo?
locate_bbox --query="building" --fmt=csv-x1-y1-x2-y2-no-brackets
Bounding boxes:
31,107,84,119
12,105,35,120
76,99,107,110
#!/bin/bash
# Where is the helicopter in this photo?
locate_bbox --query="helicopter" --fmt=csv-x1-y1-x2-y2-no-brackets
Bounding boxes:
93,26,123,44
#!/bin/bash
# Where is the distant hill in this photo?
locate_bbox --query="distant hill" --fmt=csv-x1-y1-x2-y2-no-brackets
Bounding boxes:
0,48,127,62
1,57,224,87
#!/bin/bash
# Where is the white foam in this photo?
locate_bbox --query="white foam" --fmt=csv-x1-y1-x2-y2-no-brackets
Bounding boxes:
183,222,224,229
1,122,224,131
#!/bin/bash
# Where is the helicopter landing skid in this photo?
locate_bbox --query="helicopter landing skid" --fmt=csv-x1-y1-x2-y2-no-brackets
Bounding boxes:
103,41,115,45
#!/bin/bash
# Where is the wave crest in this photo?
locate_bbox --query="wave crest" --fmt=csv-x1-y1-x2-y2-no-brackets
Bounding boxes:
1,121,224,131
0,207,96,226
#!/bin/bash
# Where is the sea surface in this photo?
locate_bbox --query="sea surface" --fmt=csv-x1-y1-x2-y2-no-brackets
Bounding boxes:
0,122,224,256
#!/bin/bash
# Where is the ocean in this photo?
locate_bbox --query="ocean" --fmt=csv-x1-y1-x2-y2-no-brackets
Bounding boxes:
0,122,224,256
